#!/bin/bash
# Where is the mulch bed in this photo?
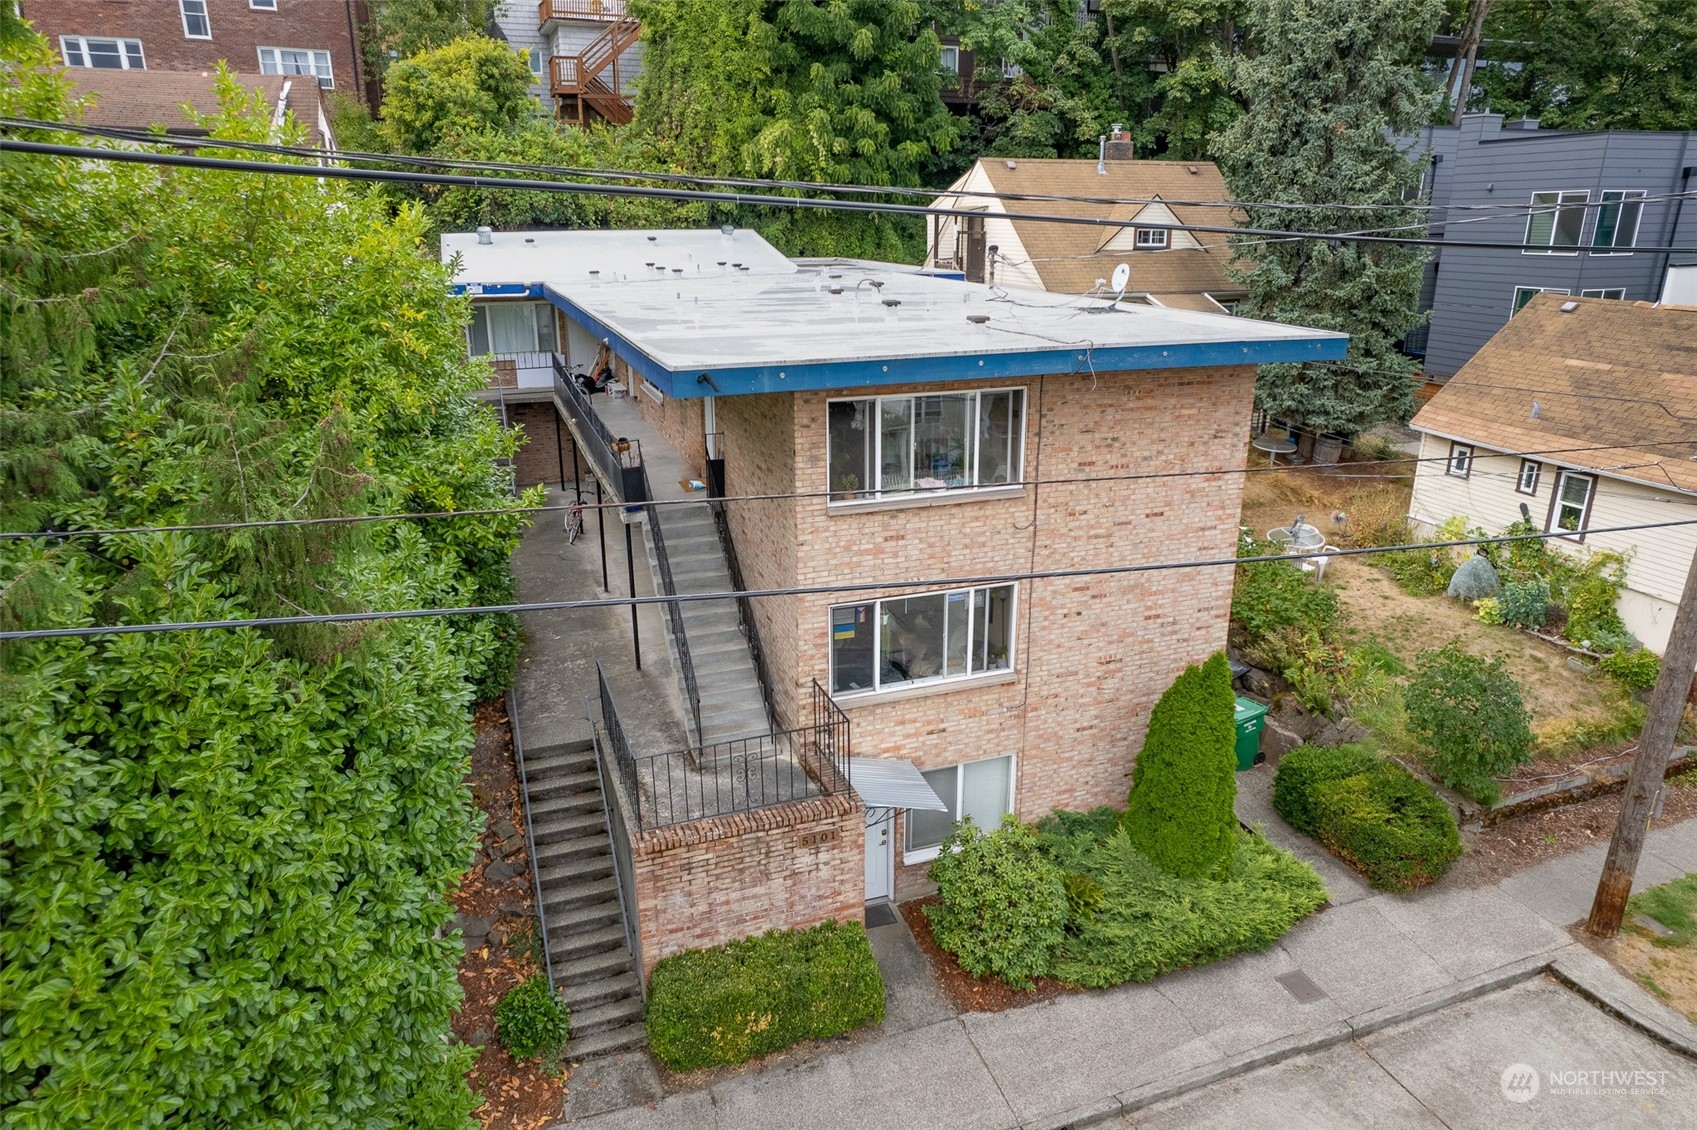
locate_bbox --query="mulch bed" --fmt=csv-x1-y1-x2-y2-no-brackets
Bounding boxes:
1496,743,1639,791
452,701,568,1130
899,896,1076,1014
1445,775,1697,889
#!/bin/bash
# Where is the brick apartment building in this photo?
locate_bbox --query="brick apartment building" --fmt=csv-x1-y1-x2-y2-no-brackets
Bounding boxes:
445,228,1345,988
20,0,374,109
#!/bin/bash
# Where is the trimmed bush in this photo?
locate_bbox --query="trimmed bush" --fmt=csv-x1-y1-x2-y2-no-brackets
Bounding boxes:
645,921,884,1071
1313,763,1462,891
1498,579,1550,628
1124,652,1239,878
1600,648,1661,692
927,814,1069,988
1405,642,1533,803
495,973,571,1061
1272,744,1378,835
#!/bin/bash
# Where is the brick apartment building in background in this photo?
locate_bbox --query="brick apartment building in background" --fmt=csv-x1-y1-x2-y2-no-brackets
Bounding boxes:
20,0,375,110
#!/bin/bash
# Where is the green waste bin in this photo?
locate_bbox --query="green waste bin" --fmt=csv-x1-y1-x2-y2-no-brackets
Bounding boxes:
1233,697,1269,771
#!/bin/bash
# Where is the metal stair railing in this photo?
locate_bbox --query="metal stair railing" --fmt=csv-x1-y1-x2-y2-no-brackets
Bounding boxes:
708,496,780,733
505,688,554,988
551,356,645,502
637,463,703,746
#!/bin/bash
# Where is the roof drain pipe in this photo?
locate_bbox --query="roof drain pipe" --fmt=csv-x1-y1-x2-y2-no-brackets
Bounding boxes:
1097,134,1107,176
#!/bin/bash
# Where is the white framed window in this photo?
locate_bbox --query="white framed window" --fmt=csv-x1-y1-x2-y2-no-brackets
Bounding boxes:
528,47,545,81
1517,459,1541,496
251,0,279,9
1548,471,1594,535
1206,294,1240,315
60,36,146,70
1580,287,1626,300
467,301,558,356
939,45,960,74
1524,190,1589,254
180,0,211,38
826,388,1025,501
904,754,1015,862
1512,285,1568,314
1446,442,1473,479
1135,227,1168,249
829,584,1015,697
258,46,334,89
1591,190,1645,253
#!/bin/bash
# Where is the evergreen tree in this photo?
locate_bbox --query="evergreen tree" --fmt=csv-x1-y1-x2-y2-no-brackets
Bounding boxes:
1123,652,1239,878
1213,0,1442,439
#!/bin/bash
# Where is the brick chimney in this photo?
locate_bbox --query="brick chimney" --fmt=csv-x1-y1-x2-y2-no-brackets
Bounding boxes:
1104,123,1134,161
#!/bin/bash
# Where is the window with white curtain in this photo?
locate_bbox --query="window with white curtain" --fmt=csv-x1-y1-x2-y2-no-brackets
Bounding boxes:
905,755,1015,859
258,46,334,88
467,301,558,355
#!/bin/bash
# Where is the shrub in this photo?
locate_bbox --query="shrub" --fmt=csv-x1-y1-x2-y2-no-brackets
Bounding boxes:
1564,550,1630,644
1341,483,1414,548
1473,597,1504,624
1498,579,1550,628
1231,540,1343,648
1313,763,1462,891
1062,872,1106,932
1600,648,1661,691
1272,744,1379,834
1124,653,1239,878
1405,642,1533,802
495,973,571,1061
645,921,884,1071
1375,547,1455,595
927,815,1069,989
1446,553,1500,601
1535,688,1647,756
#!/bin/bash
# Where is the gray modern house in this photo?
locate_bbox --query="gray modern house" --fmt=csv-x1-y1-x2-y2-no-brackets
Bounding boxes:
1405,114,1697,378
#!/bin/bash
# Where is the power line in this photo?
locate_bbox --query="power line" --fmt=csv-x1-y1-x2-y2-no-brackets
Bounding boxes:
5,516,1694,642
14,135,1697,256
7,435,1695,543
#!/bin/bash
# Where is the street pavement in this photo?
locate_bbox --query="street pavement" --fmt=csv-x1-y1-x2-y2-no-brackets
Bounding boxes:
554,769,1697,1129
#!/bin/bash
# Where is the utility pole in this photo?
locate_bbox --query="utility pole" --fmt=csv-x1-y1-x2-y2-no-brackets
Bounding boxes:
1586,546,1697,937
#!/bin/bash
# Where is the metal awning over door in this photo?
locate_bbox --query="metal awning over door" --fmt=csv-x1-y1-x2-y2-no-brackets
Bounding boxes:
849,758,949,825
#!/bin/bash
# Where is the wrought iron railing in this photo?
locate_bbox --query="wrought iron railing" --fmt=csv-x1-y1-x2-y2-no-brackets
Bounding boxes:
505,688,554,989
638,463,703,746
551,355,646,502
709,498,779,733
595,671,852,831
588,665,642,988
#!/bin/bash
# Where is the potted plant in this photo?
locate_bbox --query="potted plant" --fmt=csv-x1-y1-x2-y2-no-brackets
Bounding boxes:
833,472,861,501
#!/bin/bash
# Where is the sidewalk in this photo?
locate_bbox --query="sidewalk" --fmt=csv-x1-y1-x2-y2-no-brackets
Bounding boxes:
560,767,1697,1129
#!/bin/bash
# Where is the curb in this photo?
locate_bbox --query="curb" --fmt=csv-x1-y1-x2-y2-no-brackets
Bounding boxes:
1017,949,1697,1130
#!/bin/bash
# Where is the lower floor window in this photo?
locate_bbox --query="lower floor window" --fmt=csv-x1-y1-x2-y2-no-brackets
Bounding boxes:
1550,471,1595,533
830,584,1014,695
258,46,334,88
906,755,1014,857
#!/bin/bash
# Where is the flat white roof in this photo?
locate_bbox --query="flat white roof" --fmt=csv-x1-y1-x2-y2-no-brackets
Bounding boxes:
442,228,1347,398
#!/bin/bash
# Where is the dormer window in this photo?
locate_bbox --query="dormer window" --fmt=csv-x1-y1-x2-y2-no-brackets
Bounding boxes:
1134,228,1168,249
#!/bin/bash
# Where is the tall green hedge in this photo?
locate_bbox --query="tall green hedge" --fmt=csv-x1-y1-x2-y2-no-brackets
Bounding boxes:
1124,652,1239,878
645,921,884,1071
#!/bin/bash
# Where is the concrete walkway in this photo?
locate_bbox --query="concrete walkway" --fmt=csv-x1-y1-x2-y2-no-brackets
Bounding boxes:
559,768,1697,1129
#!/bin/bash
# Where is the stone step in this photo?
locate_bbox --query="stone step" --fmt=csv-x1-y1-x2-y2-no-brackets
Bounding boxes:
533,834,612,870
548,923,628,962
526,769,602,801
531,809,608,845
558,970,641,1012
554,946,633,987
539,854,614,889
528,789,604,820
567,1020,649,1059
542,876,618,915
549,898,624,936
566,995,646,1040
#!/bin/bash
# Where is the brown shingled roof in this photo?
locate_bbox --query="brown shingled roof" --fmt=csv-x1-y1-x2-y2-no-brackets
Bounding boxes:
973,158,1244,299
1410,293,1697,493
65,70,328,146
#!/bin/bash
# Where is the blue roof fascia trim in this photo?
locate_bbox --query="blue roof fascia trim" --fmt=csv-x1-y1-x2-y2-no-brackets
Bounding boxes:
537,283,1346,399
451,282,544,297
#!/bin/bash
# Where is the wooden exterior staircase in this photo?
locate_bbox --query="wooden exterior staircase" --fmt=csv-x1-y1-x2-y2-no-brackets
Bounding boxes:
548,13,641,127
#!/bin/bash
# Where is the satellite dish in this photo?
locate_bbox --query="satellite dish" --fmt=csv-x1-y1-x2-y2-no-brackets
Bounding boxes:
1110,262,1131,300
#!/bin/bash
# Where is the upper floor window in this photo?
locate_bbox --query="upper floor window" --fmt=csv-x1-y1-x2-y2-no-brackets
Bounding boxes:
1524,191,1587,254
251,0,279,9
827,388,1025,502
1134,227,1168,249
1580,287,1626,300
1446,442,1473,478
258,46,333,89
180,0,211,39
528,47,545,81
468,301,558,356
1592,190,1645,253
939,45,960,74
1517,459,1541,495
61,36,146,70
830,584,1015,698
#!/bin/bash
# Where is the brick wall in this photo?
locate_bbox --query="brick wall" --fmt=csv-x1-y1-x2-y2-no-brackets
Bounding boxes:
627,792,864,979
615,359,707,478
506,401,595,494
24,0,372,108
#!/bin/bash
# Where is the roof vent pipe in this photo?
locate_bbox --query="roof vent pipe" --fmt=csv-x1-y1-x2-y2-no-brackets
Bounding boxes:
475,226,492,245
1097,134,1107,176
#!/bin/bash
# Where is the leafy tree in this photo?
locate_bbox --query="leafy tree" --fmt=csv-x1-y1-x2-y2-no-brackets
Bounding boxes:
1214,0,1441,439
1123,652,1239,878
1,40,530,1124
1468,0,1697,130
366,0,499,73
1404,641,1533,802
379,35,537,153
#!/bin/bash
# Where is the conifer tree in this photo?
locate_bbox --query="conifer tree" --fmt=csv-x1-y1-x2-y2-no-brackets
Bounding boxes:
1124,652,1239,878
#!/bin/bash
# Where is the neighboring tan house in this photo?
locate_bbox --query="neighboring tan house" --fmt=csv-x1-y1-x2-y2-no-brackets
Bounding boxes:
445,226,1343,1001
492,0,641,126
924,130,1248,314
21,0,375,110
1408,294,1697,653
65,68,334,148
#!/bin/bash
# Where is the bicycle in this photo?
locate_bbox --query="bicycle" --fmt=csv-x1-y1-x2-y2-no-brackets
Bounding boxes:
564,495,585,544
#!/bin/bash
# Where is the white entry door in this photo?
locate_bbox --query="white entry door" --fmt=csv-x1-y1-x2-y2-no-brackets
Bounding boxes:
865,813,894,902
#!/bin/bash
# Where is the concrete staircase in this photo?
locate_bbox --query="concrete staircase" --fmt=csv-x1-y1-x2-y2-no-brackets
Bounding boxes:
644,500,773,748
524,739,647,1058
